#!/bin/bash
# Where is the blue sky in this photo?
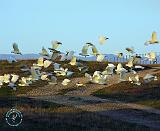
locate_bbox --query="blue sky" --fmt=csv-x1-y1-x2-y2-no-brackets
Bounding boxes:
0,0,160,54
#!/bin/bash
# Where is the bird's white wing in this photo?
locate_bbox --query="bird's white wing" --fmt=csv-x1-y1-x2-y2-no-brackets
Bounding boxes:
13,43,19,52
11,74,19,83
152,32,157,41
41,47,49,56
99,36,106,44
96,54,105,62
85,73,92,80
44,60,52,68
30,68,40,80
69,56,77,65
37,57,44,67
80,45,89,56
91,45,99,56
3,74,10,83
126,57,133,68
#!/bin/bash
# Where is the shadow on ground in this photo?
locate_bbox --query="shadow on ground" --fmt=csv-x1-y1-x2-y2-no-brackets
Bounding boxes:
0,97,151,131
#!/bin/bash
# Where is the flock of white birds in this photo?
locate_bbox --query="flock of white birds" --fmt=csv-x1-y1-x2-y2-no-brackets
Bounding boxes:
0,32,159,90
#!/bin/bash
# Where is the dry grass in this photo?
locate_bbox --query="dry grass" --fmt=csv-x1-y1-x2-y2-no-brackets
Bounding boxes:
0,60,160,130
0,60,111,97
94,71,160,109
0,97,150,131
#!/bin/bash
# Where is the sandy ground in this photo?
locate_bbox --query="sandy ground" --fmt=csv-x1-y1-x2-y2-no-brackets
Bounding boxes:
30,95,160,129
16,68,160,129
18,68,160,97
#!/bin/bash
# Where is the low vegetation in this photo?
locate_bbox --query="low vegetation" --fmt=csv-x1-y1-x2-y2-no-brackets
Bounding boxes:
0,97,150,131
94,73,160,109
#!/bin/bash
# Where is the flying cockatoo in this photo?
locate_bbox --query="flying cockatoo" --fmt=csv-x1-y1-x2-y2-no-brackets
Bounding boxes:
37,57,52,68
48,41,62,51
126,47,134,54
143,74,157,83
96,54,105,62
92,71,107,84
41,74,49,81
99,36,109,44
54,67,68,76
18,77,31,86
145,52,156,62
133,56,141,63
91,45,99,56
40,47,50,57
78,65,89,74
145,32,160,45
64,51,74,60
53,63,61,70
126,56,141,68
69,56,77,66
79,43,92,57
43,60,52,68
85,73,92,81
126,57,134,68
92,71,102,83
30,67,40,81
129,75,141,85
119,68,128,82
11,74,19,83
7,74,19,88
11,43,22,55
62,79,71,86
85,71,107,85
117,53,123,58
37,57,44,67
49,76,57,85
102,63,115,75
115,63,123,74
3,74,10,84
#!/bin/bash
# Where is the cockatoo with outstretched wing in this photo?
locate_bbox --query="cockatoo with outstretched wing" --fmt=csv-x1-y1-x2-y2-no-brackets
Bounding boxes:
79,43,92,57
91,45,99,56
48,41,62,50
129,75,141,85
145,32,160,45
